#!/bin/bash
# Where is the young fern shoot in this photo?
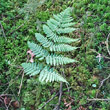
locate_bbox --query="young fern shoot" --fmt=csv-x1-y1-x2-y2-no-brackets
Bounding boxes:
21,7,79,83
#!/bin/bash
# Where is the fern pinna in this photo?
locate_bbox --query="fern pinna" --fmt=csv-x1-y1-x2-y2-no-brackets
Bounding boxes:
21,7,79,83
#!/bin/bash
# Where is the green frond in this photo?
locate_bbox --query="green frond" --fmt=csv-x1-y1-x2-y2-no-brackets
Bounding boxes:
21,7,79,84
55,36,79,43
61,23,75,28
50,44,78,52
46,54,77,66
21,63,43,76
56,28,76,34
49,18,60,26
61,7,72,15
39,66,67,83
43,25,53,37
53,14,73,23
35,33,53,47
43,25,78,43
47,20,57,31
43,25,59,41
35,33,78,51
53,14,62,22
53,7,73,23
21,63,67,83
27,41,49,60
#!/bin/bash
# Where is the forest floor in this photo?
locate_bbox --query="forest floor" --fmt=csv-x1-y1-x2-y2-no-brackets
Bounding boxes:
0,0,110,110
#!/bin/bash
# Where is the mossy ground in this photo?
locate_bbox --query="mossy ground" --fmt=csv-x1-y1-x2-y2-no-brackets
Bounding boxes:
0,0,110,110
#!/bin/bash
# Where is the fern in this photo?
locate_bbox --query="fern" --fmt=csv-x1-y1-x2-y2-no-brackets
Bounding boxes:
21,63,43,76
21,7,79,83
19,0,46,19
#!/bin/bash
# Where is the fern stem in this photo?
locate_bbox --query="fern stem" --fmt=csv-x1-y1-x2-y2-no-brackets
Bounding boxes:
53,82,63,110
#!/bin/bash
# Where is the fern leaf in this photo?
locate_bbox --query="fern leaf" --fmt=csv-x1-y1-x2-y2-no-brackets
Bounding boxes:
39,66,67,83
54,36,79,43
35,33,53,47
46,54,77,66
43,25,53,37
21,63,43,76
43,25,59,41
61,23,75,28
21,7,79,83
53,14,62,22
53,7,73,23
50,44,78,52
57,28,76,34
43,25,78,43
49,18,60,26
47,20,57,31
28,41,49,59
35,33,78,51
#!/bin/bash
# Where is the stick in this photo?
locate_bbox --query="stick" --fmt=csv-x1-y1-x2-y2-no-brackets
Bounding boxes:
9,24,24,35
18,71,24,96
57,82,63,109
18,51,30,96
0,21,6,39
53,82,63,110
106,33,110,56
96,74,110,97
54,67,64,110
90,49,110,60
37,92,59,110
2,70,23,94
87,98,110,101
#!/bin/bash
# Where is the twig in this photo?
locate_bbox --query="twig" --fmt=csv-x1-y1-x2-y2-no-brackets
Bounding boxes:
96,74,110,97
9,24,24,35
58,82,63,109
7,99,13,109
54,66,66,110
0,94,13,97
0,21,6,39
87,98,110,101
2,70,23,94
9,64,22,69
18,51,30,96
62,68,70,92
105,33,110,56
90,49,110,60
18,71,24,96
37,92,59,110
53,82,63,110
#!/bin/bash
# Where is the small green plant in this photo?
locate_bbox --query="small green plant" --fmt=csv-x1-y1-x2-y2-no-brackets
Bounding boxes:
19,0,47,19
21,7,79,83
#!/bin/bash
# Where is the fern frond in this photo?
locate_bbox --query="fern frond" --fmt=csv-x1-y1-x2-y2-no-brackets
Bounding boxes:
47,20,57,31
28,41,49,60
35,33,77,51
49,18,60,26
21,63,43,76
50,44,77,52
43,25,78,43
35,33,53,48
61,23,75,28
43,25,61,42
43,25,54,37
21,7,78,83
53,7,73,23
39,66,67,83
54,36,79,43
19,0,46,19
56,28,76,34
53,14,74,24
46,54,77,66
